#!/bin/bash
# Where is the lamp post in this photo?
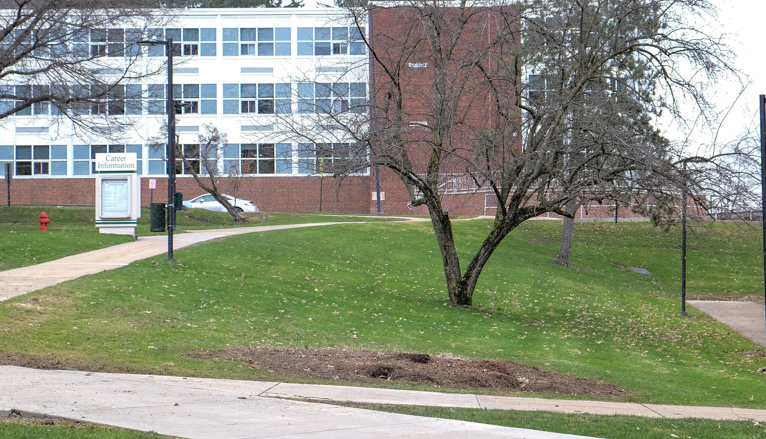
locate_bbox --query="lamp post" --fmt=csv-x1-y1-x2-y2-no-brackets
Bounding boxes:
138,38,176,262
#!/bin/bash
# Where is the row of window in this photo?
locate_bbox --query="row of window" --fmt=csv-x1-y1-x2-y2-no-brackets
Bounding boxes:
3,83,368,116
0,143,364,177
31,26,367,59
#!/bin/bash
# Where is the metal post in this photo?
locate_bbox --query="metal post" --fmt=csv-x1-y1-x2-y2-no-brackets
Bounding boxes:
759,95,766,336
680,160,688,317
166,38,176,262
5,163,11,206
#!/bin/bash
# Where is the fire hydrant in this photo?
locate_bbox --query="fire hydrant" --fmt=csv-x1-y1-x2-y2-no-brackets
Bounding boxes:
39,211,50,232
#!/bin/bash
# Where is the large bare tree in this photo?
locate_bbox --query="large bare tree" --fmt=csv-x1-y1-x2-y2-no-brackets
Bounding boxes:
322,0,735,306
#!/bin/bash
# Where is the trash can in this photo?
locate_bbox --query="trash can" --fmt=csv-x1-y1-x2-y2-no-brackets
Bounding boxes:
150,203,166,232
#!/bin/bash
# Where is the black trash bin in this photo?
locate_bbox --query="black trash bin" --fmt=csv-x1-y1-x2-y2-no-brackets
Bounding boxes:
150,203,166,232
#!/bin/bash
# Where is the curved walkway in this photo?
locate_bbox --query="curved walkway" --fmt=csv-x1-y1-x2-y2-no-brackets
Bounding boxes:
2,223,766,438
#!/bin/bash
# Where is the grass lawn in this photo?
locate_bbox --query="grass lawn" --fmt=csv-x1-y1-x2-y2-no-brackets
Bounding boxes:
1,211,765,436
364,404,766,439
0,205,393,271
0,419,170,438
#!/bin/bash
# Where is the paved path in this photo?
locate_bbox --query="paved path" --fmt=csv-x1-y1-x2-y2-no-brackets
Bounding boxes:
0,223,348,302
5,366,766,439
3,224,766,438
689,300,766,347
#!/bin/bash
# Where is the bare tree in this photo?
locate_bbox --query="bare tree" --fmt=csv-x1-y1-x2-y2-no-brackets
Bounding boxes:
150,123,251,222
0,0,168,137
316,0,735,307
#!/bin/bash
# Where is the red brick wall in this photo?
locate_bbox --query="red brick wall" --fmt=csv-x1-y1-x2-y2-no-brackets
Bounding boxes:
0,175,372,214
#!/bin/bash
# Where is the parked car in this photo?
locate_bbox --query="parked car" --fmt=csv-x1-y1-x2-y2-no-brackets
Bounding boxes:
182,194,259,212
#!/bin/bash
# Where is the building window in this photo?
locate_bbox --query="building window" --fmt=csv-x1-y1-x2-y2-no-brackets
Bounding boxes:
177,144,200,174
297,82,367,114
73,144,124,175
149,84,216,115
223,83,290,115
146,28,214,57
297,26,365,56
222,27,290,57
223,143,291,175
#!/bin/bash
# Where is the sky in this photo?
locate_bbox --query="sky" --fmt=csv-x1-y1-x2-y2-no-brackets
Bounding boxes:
694,0,766,149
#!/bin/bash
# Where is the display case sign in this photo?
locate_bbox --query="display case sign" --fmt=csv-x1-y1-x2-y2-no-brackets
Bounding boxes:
100,178,131,218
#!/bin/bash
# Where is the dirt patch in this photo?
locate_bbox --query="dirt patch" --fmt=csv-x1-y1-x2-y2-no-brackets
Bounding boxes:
189,347,629,398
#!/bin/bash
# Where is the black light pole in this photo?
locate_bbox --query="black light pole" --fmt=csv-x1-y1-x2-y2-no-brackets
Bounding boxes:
138,38,176,262
680,160,688,317
760,95,766,337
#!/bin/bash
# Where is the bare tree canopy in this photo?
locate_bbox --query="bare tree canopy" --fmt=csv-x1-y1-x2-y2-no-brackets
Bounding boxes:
326,0,737,306
0,0,167,134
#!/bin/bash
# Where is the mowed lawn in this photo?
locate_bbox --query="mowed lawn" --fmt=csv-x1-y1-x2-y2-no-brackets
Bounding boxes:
0,214,763,413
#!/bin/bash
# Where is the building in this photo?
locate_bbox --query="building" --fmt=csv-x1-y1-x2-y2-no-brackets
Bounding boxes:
0,6,649,219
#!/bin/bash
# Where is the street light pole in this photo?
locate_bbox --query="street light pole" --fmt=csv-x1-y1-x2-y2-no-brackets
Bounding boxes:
138,38,176,262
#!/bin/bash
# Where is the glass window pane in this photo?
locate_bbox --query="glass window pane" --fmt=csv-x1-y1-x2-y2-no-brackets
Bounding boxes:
258,28,273,41
183,28,199,41
73,145,89,160
223,143,239,158
200,43,216,56
51,161,67,175
297,27,313,41
222,28,238,41
51,145,67,159
315,27,330,40
223,100,239,114
258,83,274,98
350,82,366,97
350,42,366,55
297,42,312,56
241,84,257,98
316,83,332,98
275,27,290,41
332,27,348,40
33,145,49,159
257,43,273,56
223,84,239,98
73,161,90,175
275,43,290,56
275,143,291,158
200,28,216,41
240,28,256,41
16,145,31,160
297,83,314,98
165,28,182,41
222,43,238,56
201,84,217,99
183,84,199,99
201,100,216,114
314,42,330,55
275,83,291,98
350,26,365,40
334,83,349,97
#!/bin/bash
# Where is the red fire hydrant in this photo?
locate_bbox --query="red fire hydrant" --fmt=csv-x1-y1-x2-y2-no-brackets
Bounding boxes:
39,211,50,232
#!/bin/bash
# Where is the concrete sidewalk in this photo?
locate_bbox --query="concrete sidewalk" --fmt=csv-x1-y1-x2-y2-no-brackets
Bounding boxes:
689,300,766,347
1,366,598,439
0,223,347,302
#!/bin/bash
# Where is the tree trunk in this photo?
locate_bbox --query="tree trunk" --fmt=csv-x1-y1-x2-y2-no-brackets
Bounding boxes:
429,208,471,306
553,199,579,267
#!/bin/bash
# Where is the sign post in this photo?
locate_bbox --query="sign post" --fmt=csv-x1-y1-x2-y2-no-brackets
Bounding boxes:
95,153,141,236
4,163,11,207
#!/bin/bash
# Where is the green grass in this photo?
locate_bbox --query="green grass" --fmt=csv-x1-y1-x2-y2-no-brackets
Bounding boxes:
0,206,392,271
0,217,763,411
0,419,169,438
362,404,766,439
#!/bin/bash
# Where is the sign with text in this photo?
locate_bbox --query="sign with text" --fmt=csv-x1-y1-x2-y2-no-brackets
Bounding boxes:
95,153,137,172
